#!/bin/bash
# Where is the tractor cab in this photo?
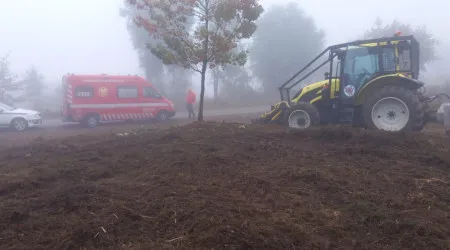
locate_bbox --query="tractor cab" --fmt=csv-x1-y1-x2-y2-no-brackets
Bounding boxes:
254,34,437,132
338,37,419,100
287,35,420,105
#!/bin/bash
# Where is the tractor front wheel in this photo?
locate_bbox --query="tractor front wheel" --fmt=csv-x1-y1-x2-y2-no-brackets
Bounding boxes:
363,85,425,132
286,102,320,129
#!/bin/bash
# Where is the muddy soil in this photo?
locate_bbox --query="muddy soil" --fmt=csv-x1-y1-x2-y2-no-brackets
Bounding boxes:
0,114,258,150
0,122,448,249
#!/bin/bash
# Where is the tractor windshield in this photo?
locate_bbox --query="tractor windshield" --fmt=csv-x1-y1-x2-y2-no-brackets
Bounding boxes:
343,46,380,88
343,45,399,88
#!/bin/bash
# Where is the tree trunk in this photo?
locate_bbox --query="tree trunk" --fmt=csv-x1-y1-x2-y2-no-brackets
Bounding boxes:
213,69,219,102
198,0,209,122
198,60,207,121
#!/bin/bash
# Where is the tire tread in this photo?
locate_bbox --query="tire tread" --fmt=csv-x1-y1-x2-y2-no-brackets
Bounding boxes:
285,102,320,128
362,85,426,132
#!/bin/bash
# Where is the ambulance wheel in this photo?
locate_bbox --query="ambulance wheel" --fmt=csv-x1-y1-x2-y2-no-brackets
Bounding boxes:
156,110,169,121
83,114,100,128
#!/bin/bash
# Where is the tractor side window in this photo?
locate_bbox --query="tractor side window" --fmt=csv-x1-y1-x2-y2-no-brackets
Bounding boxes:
117,86,138,98
381,47,396,72
397,44,411,71
74,86,94,98
143,87,161,98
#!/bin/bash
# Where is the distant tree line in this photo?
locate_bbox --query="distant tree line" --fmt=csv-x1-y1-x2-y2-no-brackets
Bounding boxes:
0,54,46,106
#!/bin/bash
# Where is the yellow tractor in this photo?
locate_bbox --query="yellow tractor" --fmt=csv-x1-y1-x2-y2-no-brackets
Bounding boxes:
253,34,449,132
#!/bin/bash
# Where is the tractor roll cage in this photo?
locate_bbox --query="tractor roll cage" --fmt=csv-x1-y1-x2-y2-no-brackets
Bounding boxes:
278,35,420,103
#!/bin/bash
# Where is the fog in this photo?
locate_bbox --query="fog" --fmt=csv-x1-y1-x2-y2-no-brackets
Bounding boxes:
0,0,449,111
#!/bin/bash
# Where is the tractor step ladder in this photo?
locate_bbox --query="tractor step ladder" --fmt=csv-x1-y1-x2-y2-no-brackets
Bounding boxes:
339,108,354,124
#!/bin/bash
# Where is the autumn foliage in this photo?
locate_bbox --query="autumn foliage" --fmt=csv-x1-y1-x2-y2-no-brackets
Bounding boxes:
127,0,263,120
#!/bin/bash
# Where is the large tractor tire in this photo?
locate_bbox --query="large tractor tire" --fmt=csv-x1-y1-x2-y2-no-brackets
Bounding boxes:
362,85,425,132
285,102,320,129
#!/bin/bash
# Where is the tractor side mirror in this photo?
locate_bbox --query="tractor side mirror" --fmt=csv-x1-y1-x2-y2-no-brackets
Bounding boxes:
324,72,330,79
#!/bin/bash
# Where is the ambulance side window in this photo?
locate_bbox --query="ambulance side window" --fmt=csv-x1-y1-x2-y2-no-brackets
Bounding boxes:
75,86,94,98
117,86,138,98
143,87,161,98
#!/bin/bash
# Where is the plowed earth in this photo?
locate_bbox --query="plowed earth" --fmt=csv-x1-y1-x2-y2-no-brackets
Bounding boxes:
0,122,449,249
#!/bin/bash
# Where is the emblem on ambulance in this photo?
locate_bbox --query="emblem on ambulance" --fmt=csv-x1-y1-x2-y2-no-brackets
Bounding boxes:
98,87,108,97
343,85,355,97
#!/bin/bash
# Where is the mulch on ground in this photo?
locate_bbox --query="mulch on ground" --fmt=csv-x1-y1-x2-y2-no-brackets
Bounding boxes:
0,122,448,249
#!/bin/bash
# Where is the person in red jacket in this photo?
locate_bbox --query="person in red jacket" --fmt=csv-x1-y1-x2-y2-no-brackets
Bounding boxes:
186,88,196,119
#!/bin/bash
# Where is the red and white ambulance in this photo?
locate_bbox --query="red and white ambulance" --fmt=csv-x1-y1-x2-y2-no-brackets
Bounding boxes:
61,74,176,127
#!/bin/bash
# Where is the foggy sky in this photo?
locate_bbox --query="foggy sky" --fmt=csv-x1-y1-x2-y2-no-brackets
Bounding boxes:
0,0,447,86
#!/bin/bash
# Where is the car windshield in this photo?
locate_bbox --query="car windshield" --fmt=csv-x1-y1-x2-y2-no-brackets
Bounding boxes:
0,103,14,111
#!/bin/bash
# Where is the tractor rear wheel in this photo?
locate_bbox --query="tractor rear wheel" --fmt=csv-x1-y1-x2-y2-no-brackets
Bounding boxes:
362,85,425,132
286,102,320,129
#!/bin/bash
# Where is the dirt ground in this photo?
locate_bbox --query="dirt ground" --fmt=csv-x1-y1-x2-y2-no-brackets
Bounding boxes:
0,114,258,150
0,119,449,249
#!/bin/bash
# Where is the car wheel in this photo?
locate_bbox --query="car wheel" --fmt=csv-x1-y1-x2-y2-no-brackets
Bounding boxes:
11,118,28,132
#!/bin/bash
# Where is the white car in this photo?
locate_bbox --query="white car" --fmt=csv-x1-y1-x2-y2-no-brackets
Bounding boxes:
0,103,42,131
